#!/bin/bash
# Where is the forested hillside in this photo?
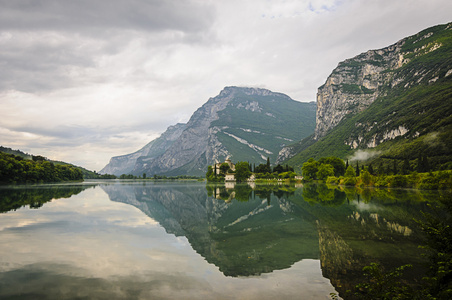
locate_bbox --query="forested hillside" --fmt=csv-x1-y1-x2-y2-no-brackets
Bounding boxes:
284,22,452,172
0,152,83,184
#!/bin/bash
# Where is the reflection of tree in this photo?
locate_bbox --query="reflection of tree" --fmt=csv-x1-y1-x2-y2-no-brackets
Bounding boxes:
302,183,346,206
234,184,253,202
302,183,319,204
317,184,335,202
0,185,91,213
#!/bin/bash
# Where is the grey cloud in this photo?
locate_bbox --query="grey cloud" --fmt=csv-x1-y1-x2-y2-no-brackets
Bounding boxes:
0,0,215,34
0,0,216,93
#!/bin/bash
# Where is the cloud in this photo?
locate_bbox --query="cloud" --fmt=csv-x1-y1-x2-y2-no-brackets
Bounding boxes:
0,0,215,33
1,0,452,170
348,149,382,162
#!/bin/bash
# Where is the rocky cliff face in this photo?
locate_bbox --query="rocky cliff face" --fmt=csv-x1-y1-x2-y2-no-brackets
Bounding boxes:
314,22,452,140
102,86,316,176
135,87,237,175
280,22,452,167
314,40,406,139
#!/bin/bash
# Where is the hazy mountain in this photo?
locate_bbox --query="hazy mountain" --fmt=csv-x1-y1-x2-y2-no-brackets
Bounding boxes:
281,22,452,171
100,123,187,175
101,86,316,176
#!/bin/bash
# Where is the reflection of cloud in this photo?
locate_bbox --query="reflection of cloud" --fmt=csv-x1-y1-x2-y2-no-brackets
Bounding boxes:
0,185,338,298
349,200,382,211
0,260,335,300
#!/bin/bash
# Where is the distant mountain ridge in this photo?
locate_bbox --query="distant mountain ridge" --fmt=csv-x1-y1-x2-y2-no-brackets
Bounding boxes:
100,123,187,175
281,22,452,171
101,87,316,176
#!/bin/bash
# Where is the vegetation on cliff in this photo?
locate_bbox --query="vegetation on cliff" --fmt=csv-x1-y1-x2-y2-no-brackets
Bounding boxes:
286,22,452,173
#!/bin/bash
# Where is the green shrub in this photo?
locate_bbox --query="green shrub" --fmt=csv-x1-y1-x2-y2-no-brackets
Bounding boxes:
389,175,408,188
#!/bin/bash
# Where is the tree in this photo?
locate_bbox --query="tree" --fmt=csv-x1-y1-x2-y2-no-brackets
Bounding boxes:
302,158,319,180
319,156,346,176
273,164,284,174
368,163,374,175
255,163,271,174
219,162,230,175
401,159,411,175
316,164,335,181
142,173,146,179
355,161,360,176
360,169,372,186
393,159,398,175
206,165,213,179
417,154,430,173
32,155,47,162
235,161,252,182
345,165,356,178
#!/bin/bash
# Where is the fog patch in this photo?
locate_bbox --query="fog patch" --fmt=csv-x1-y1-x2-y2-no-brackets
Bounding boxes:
349,149,381,162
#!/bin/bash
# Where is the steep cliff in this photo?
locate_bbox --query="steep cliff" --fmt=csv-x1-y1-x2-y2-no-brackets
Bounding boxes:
314,40,405,139
103,86,316,176
283,22,452,170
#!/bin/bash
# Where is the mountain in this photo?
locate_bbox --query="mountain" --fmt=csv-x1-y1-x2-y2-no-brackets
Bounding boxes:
101,86,316,176
281,22,452,171
100,123,187,175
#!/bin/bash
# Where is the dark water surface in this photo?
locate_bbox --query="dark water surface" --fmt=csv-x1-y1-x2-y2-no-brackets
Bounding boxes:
0,180,441,299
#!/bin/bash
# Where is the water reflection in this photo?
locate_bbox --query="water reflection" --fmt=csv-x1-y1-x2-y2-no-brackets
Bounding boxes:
0,181,444,299
0,184,92,213
101,182,441,297
101,182,318,277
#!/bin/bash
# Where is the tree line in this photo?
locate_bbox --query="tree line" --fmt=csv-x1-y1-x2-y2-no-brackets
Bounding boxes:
302,156,451,190
206,158,297,182
0,152,83,184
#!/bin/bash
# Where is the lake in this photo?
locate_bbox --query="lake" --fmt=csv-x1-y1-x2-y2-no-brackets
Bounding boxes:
0,180,442,299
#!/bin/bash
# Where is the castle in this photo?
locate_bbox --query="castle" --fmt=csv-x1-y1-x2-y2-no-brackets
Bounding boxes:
214,158,236,181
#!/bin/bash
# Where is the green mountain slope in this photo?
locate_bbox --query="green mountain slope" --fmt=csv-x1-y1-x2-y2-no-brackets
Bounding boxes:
285,22,452,172
211,88,316,163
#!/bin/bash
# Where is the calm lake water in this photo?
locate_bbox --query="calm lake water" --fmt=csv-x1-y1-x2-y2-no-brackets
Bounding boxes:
0,180,442,299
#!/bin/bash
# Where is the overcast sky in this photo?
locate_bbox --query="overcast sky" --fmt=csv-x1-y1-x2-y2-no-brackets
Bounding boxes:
1,0,451,171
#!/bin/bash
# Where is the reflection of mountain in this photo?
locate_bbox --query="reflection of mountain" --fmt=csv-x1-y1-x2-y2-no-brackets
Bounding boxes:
290,184,432,297
100,182,319,277
0,184,92,213
101,182,434,296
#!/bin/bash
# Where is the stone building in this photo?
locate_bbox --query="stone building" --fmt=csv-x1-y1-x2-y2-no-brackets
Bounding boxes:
214,158,236,175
